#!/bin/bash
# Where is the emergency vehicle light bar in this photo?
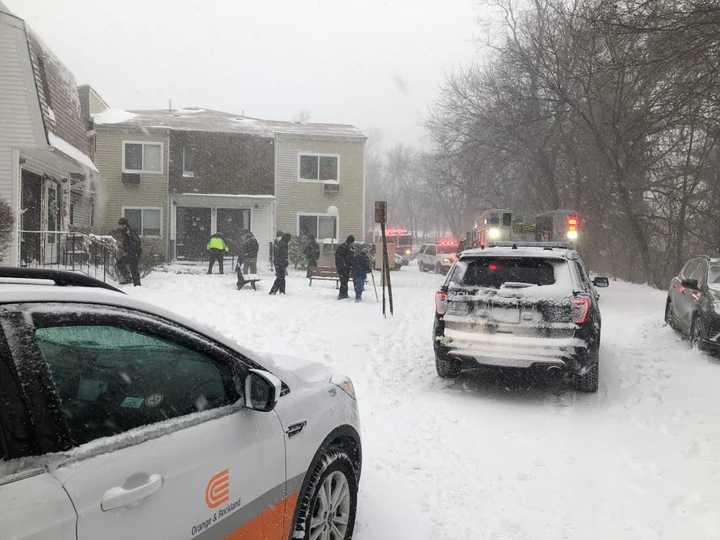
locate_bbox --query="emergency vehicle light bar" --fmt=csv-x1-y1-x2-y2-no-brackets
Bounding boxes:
487,241,573,250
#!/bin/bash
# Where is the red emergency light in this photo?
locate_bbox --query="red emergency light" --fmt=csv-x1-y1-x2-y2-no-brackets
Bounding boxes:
566,214,579,231
437,238,458,247
385,228,409,237
488,263,498,272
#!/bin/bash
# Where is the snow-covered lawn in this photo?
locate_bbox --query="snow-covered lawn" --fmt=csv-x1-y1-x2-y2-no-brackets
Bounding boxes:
127,265,720,539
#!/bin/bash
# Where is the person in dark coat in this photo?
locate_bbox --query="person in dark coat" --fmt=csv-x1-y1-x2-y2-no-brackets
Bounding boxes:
334,235,355,299
116,217,142,286
269,233,291,295
303,234,320,278
242,231,259,274
207,232,229,274
352,244,371,302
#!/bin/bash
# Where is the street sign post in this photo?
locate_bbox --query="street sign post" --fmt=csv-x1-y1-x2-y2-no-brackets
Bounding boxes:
374,201,393,317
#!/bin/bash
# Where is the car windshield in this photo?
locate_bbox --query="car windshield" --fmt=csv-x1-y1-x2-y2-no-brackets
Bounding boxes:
450,257,557,288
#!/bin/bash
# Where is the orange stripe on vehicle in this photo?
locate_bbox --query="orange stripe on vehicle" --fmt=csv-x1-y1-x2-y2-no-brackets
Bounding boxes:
206,469,230,509
224,492,299,540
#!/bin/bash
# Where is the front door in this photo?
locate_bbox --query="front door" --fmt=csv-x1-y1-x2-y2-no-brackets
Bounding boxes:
24,304,288,540
44,181,60,264
217,208,251,254
20,170,42,264
177,207,212,260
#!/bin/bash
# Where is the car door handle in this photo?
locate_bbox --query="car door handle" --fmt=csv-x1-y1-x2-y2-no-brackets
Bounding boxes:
101,473,163,511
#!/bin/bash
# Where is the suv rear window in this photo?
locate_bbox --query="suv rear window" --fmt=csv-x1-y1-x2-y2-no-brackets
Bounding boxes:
450,257,557,288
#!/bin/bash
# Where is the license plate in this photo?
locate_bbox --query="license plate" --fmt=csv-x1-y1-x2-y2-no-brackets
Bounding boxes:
448,302,469,315
491,305,521,324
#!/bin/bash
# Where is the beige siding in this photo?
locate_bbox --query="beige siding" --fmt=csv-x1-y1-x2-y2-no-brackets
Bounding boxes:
94,126,170,257
275,135,365,241
0,13,46,263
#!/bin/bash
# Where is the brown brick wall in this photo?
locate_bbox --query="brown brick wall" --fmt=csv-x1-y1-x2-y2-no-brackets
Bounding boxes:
168,131,274,196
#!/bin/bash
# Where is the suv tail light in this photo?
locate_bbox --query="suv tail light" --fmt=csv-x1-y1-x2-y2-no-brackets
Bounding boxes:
435,291,448,315
571,296,591,324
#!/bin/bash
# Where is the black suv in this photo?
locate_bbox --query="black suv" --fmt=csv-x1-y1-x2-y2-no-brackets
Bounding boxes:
665,256,720,354
433,242,609,392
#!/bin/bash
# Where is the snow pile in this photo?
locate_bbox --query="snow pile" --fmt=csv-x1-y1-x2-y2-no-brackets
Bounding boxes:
92,108,137,125
117,270,719,539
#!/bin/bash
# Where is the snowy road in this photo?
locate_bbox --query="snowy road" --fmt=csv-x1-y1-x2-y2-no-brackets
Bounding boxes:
129,266,720,539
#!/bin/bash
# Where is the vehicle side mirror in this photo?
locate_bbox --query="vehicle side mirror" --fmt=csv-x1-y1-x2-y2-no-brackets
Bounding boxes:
681,278,699,290
592,276,610,288
244,369,282,412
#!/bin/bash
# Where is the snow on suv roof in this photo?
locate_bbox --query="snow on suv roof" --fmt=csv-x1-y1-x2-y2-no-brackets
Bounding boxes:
459,245,578,260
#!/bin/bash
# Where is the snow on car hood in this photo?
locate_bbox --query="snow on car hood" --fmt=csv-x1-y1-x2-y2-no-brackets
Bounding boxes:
256,351,337,388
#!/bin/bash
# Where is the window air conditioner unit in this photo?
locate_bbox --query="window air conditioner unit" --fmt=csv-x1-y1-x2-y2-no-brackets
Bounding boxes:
122,173,141,184
323,182,340,194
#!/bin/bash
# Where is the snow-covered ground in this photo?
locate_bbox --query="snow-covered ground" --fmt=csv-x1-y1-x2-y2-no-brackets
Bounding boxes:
127,265,720,539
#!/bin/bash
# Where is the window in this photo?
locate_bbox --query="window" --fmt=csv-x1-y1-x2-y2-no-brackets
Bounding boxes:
123,142,163,174
183,146,194,177
450,257,557,288
425,246,437,256
299,214,337,240
123,208,161,237
681,259,698,279
709,263,720,289
34,324,234,446
299,153,339,182
691,260,707,286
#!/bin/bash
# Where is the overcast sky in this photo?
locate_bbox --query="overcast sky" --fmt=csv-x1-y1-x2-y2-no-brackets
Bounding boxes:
7,0,494,149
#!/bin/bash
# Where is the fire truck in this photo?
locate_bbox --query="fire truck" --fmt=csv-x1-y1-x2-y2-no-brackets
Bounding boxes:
469,208,581,247
384,227,414,258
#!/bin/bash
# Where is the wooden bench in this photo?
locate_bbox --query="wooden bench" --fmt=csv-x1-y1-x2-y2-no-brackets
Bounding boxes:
236,273,261,291
307,266,368,288
308,266,340,287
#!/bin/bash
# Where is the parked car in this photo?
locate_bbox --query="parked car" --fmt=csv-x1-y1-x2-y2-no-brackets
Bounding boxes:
0,268,361,540
665,256,720,354
432,242,609,392
417,242,458,274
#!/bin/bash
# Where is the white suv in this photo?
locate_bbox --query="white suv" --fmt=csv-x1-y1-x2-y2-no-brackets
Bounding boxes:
417,243,458,274
0,269,361,540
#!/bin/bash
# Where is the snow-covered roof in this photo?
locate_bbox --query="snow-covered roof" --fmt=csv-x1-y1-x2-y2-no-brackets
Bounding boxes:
93,107,366,141
47,132,98,172
27,29,91,156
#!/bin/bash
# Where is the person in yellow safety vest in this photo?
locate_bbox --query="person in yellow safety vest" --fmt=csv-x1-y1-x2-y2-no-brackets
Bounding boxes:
207,232,229,274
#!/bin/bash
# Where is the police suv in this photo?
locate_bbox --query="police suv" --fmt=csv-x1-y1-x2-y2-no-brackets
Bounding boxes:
0,268,361,540
433,242,609,392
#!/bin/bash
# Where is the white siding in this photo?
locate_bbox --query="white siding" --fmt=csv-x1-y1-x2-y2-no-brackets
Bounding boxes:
0,13,47,263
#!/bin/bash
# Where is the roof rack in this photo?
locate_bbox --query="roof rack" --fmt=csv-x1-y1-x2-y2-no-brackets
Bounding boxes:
487,241,573,250
0,267,124,294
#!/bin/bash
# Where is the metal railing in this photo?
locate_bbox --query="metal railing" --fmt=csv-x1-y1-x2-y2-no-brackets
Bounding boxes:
18,230,119,283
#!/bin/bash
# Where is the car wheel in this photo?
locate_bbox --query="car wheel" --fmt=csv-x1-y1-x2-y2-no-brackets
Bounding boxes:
292,450,358,540
690,317,708,352
436,351,461,378
418,261,425,272
575,346,599,393
664,300,677,330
